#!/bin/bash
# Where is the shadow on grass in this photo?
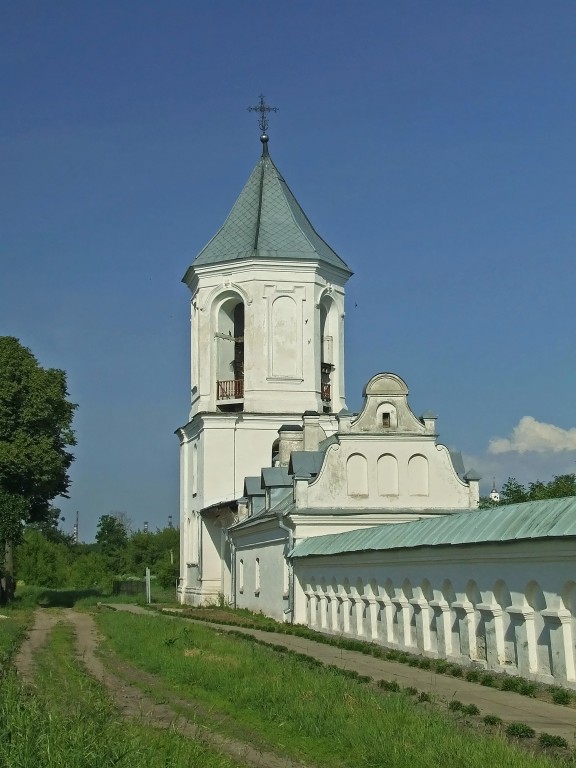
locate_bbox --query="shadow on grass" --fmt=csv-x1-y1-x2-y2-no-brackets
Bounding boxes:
35,589,104,608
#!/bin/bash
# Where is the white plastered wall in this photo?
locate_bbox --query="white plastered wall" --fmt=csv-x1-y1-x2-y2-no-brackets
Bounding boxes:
186,259,348,416
293,539,576,688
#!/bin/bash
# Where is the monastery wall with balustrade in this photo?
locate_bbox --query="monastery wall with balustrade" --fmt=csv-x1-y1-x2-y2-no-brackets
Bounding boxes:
293,538,576,688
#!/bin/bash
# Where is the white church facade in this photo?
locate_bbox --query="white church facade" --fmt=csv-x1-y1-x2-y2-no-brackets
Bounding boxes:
177,122,576,689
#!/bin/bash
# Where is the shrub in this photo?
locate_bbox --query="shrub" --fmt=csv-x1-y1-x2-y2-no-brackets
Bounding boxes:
418,658,431,669
551,687,572,706
480,674,497,687
408,658,420,667
404,686,418,696
483,714,503,727
418,691,431,703
462,703,480,716
448,700,464,712
377,679,400,692
501,676,522,692
518,681,538,698
505,722,535,739
449,665,463,677
465,668,481,682
434,659,449,673
538,733,569,749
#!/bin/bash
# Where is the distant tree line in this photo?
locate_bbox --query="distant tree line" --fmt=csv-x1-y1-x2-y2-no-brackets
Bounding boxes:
15,513,179,592
480,473,576,508
0,337,179,598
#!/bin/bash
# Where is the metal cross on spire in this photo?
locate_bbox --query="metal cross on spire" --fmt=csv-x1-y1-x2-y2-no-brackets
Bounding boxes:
247,94,278,137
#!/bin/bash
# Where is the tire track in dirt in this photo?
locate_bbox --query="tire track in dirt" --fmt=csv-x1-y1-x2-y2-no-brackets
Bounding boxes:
57,609,315,768
14,609,60,685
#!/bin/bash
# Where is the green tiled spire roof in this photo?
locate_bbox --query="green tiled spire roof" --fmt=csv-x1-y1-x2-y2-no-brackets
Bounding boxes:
191,147,351,274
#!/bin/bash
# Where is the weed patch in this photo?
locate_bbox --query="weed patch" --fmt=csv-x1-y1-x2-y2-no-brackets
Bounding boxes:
538,733,569,749
506,722,536,739
550,687,572,706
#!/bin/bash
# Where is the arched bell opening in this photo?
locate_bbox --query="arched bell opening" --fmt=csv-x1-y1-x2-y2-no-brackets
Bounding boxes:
319,297,337,413
215,297,245,411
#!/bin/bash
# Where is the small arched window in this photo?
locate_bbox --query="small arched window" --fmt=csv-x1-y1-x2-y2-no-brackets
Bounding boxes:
255,558,261,594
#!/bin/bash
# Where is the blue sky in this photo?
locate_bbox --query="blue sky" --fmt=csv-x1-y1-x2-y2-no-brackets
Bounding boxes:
2,2,575,541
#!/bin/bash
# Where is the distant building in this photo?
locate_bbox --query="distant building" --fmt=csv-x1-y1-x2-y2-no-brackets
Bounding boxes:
489,478,500,503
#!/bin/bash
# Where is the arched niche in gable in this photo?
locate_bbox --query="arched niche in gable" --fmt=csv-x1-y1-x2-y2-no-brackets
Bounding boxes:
408,454,429,496
376,402,398,430
377,453,399,496
346,453,368,496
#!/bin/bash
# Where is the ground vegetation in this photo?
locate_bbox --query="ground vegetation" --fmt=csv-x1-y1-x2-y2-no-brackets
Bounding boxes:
14,516,179,592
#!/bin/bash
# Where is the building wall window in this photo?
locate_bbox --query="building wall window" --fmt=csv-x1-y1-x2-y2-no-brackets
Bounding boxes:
255,557,261,594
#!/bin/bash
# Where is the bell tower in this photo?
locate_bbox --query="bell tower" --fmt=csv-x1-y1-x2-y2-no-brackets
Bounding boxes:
177,99,352,604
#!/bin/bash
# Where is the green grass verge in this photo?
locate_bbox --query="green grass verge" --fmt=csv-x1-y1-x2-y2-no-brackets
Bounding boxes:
0,591,37,671
97,610,562,768
178,606,576,709
0,620,242,768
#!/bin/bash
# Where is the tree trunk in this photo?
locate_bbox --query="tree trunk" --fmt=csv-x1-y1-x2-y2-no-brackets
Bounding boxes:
1,541,15,604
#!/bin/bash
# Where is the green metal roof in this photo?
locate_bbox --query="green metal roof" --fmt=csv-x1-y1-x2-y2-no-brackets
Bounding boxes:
290,497,576,559
190,149,351,274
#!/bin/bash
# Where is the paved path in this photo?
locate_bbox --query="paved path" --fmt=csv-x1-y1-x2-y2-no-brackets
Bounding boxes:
106,603,576,744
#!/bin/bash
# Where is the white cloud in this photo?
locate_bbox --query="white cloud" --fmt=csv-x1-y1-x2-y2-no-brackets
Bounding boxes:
489,416,576,455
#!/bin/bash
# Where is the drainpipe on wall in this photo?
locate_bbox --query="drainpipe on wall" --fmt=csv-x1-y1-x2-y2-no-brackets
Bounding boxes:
226,530,237,609
276,512,294,623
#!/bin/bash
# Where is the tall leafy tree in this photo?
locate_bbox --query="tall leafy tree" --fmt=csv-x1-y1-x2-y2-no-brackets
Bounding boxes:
95,514,129,574
0,337,76,600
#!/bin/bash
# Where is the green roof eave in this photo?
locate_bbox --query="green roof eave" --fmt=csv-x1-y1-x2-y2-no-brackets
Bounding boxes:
289,497,576,559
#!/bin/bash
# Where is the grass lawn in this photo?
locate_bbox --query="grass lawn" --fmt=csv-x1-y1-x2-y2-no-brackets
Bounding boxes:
0,619,243,768
0,588,39,668
96,610,568,768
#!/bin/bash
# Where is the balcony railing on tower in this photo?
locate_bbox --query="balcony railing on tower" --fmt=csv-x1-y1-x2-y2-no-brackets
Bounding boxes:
217,379,244,400
320,361,332,403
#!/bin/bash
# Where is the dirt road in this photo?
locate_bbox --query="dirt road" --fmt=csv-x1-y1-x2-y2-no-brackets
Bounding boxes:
14,608,312,768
